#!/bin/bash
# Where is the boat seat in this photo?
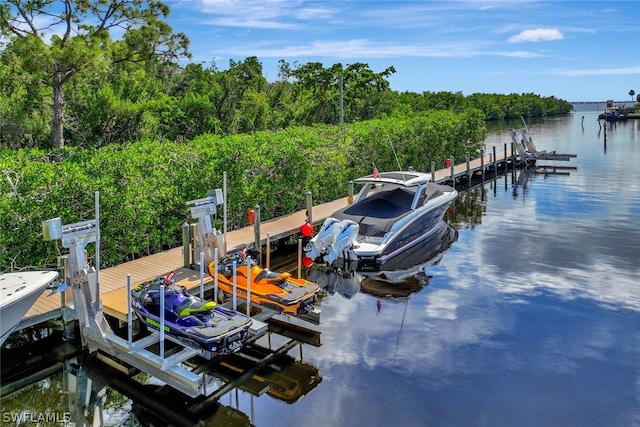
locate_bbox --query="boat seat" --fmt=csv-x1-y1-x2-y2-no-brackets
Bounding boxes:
176,298,217,317
255,268,291,282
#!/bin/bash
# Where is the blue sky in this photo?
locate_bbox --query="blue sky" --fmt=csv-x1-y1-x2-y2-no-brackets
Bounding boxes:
164,0,640,103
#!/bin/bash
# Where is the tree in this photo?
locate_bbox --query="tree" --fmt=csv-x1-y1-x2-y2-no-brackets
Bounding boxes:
288,61,395,125
629,89,636,103
0,0,190,148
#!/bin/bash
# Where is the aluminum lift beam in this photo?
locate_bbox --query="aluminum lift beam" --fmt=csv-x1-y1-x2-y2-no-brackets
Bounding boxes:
42,193,221,397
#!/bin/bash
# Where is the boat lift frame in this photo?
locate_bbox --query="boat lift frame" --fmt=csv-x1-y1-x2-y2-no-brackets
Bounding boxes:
42,193,221,397
40,191,316,399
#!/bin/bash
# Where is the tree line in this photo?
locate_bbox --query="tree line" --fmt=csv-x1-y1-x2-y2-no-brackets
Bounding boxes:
0,50,571,151
0,0,572,270
0,110,487,270
0,1,571,150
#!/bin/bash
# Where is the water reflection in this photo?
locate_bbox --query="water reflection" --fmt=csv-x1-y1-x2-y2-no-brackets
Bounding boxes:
1,339,323,426
308,222,459,300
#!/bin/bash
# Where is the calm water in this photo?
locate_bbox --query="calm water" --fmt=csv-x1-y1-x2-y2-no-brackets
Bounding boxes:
2,111,639,426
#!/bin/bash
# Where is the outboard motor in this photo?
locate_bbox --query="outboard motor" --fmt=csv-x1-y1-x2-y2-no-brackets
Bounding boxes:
324,220,359,265
305,217,342,260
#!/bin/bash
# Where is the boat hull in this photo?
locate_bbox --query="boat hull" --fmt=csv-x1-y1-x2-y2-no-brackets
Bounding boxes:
131,307,250,358
354,197,454,269
131,279,252,359
0,271,59,346
358,219,458,273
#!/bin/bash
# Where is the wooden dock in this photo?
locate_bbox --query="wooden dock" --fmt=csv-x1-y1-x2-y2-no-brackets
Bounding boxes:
19,145,529,329
23,196,350,326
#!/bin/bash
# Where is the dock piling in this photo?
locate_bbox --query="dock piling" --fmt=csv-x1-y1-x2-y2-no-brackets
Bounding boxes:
306,191,313,224
266,233,271,269
449,156,455,184
253,205,261,264
465,152,471,185
504,143,507,166
182,222,190,268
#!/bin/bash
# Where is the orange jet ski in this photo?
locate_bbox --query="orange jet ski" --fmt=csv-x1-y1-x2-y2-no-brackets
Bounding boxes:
208,250,319,316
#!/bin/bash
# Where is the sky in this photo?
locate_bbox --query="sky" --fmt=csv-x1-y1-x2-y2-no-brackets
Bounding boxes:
163,0,640,103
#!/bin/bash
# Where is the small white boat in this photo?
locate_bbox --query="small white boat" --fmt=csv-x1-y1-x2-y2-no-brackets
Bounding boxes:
0,270,59,346
306,170,457,272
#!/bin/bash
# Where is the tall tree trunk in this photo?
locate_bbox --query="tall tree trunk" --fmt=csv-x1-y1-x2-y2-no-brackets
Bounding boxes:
52,70,65,148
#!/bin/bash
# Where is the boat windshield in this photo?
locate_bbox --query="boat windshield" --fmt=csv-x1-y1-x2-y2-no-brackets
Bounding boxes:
358,183,417,206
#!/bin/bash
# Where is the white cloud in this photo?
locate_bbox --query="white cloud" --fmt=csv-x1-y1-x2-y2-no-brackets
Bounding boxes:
508,28,564,43
553,66,640,76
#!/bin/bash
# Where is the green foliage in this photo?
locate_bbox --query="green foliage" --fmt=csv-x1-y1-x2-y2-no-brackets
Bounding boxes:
0,44,52,148
1,35,570,149
0,0,190,148
0,110,486,270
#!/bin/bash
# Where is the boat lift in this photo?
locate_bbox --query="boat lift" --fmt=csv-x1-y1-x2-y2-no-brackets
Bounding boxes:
511,128,576,162
42,193,222,397
187,189,227,266
40,192,314,399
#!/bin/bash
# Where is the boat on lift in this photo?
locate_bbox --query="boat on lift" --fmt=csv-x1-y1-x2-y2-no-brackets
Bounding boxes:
208,250,319,316
131,271,252,359
598,100,626,122
1,270,59,346
305,170,457,272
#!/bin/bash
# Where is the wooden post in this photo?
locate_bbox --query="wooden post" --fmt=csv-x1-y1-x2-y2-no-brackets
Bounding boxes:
265,233,271,269
480,149,485,181
190,223,197,267
493,146,497,176
305,191,313,224
431,161,435,182
253,205,261,264
503,143,508,169
449,156,455,185
465,152,471,185
182,222,190,268
348,181,354,205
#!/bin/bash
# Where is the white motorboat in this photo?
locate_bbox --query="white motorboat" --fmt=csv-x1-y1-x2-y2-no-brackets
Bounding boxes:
306,170,457,272
0,270,59,346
